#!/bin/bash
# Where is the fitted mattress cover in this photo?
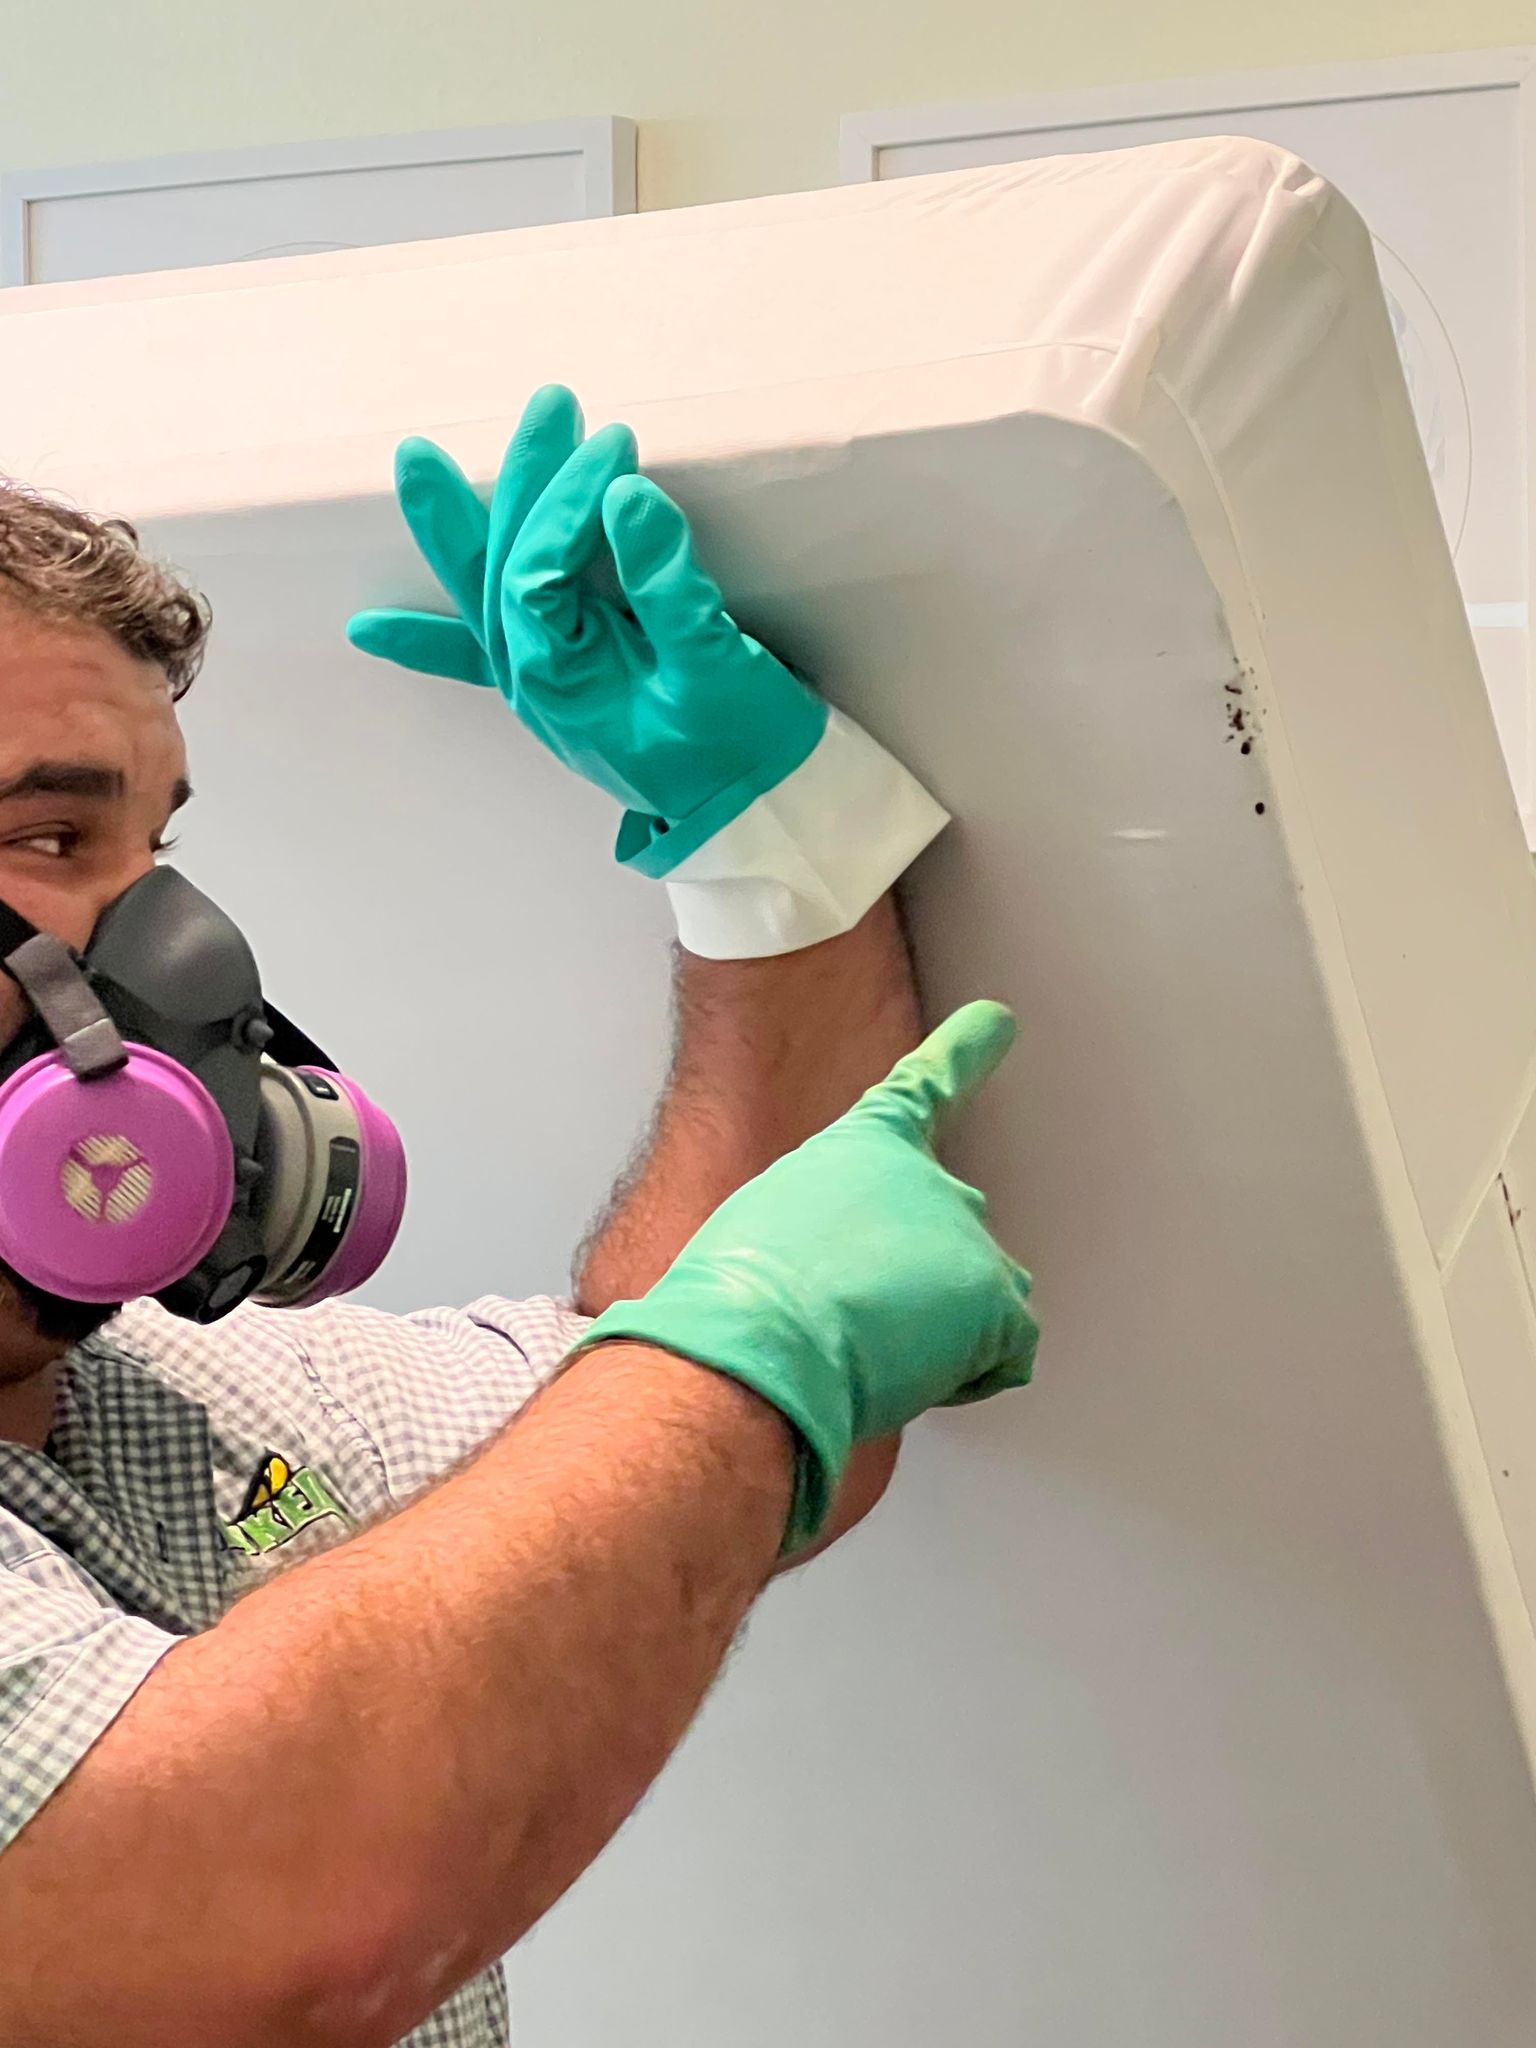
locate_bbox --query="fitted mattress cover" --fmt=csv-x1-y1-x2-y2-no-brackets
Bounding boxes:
5,139,1536,2045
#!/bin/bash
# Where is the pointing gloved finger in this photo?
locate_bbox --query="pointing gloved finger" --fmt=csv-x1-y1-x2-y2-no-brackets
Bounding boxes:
504,422,640,657
602,475,737,662
345,609,491,688
393,438,491,631
854,1000,1018,1143
483,385,588,657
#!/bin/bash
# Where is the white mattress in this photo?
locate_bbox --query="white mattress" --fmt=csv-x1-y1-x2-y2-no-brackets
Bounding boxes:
6,139,1536,2045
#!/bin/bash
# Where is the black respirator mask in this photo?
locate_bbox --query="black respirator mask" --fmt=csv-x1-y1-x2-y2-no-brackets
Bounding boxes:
0,866,405,1322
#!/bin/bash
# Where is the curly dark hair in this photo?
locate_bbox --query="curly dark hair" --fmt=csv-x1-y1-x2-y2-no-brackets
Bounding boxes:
0,479,210,699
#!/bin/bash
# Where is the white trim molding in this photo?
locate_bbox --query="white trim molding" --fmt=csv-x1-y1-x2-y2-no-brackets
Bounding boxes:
1,117,637,287
840,50,1536,183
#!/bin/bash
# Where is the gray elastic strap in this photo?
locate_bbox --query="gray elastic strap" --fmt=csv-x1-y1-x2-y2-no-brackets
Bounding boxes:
4,935,127,1079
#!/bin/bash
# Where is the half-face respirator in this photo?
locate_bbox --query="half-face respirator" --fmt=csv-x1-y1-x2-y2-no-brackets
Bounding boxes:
0,866,405,1323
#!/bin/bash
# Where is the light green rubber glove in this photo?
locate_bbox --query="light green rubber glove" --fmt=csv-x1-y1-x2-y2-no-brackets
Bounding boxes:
346,383,827,871
572,1001,1038,1553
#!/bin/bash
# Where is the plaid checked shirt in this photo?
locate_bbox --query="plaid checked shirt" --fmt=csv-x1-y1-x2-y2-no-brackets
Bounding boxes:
0,1288,592,2047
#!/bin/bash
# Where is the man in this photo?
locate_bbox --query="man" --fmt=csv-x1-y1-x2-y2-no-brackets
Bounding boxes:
0,388,1036,2047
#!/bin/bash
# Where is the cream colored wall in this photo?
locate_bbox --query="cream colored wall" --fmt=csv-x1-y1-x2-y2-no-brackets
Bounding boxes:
4,1,1536,213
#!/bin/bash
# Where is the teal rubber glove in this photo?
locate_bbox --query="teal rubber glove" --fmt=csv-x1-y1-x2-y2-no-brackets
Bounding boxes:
571,1001,1037,1553
347,385,949,961
348,384,824,862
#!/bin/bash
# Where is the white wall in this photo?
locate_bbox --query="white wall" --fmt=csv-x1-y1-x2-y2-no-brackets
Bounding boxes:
3,2,1535,212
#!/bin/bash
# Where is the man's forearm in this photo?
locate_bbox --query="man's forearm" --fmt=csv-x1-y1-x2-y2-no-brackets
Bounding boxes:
0,1345,793,2048
573,897,922,1562
575,895,922,1312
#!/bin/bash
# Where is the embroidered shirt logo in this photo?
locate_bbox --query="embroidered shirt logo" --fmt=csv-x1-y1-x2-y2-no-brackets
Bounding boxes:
222,1450,352,1558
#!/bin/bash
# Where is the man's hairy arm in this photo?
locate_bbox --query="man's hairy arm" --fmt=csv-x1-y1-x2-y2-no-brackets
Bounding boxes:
576,897,922,1554
576,897,922,1307
0,1344,793,2048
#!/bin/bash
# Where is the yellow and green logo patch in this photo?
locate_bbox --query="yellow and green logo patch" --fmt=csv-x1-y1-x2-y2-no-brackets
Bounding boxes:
223,1450,352,1558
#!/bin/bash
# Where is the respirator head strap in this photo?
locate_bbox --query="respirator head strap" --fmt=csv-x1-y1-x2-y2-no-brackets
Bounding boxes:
2,933,128,1080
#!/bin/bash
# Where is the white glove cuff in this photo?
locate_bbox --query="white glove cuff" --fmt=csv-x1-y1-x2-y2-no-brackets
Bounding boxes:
662,709,950,959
